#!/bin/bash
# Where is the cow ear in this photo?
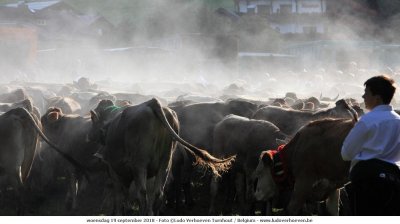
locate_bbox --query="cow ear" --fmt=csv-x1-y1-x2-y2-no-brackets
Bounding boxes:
47,111,60,122
260,151,274,166
90,110,99,123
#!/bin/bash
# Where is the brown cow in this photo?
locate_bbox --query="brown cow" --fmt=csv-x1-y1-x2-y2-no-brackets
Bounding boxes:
252,99,357,135
254,117,357,215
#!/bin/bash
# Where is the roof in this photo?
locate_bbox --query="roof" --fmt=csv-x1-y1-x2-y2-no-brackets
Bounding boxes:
26,0,60,12
238,52,297,58
284,40,382,50
4,1,61,13
215,7,240,22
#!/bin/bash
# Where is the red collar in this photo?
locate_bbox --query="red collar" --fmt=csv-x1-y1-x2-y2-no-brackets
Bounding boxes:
267,144,294,190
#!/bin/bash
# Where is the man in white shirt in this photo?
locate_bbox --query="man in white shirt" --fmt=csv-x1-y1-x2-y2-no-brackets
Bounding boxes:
341,75,400,215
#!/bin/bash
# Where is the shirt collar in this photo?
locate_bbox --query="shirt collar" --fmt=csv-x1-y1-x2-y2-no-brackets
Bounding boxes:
370,104,393,112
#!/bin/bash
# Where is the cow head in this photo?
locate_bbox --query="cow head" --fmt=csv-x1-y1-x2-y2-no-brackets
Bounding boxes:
41,107,64,140
326,99,358,121
41,107,63,124
88,110,107,145
87,99,115,145
254,151,278,201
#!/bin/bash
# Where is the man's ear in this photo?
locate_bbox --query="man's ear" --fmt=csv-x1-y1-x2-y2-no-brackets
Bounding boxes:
375,94,384,104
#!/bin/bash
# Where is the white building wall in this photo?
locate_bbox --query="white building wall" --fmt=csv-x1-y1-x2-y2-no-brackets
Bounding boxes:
271,23,296,34
272,23,324,34
239,0,248,13
297,0,325,13
238,0,326,14
272,0,293,13
316,23,324,33
298,23,325,33
237,0,326,34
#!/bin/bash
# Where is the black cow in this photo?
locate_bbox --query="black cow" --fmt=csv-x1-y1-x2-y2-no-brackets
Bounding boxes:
0,106,40,214
89,98,235,215
210,114,286,215
166,99,258,211
34,107,103,211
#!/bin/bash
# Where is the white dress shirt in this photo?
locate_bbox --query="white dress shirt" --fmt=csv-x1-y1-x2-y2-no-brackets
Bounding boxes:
341,104,400,170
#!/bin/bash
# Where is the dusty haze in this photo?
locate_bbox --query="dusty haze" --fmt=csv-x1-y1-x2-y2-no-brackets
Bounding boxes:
1,0,400,103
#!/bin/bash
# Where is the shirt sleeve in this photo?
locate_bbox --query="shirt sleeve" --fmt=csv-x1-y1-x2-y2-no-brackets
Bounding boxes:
341,121,368,161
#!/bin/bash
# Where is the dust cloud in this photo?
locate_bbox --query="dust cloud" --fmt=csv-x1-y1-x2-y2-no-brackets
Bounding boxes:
1,0,400,103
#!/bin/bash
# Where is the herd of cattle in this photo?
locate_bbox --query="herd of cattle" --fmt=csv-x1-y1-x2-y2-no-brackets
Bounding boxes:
0,79,369,216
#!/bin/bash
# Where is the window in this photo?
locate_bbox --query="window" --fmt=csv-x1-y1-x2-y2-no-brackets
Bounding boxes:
248,7,256,14
37,19,46,26
303,26,317,34
280,5,292,14
257,5,271,15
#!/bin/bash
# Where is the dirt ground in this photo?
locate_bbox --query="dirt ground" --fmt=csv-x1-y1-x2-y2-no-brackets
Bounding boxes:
0,173,266,216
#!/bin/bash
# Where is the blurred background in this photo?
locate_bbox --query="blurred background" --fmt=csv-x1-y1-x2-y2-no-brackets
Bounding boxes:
1,0,400,100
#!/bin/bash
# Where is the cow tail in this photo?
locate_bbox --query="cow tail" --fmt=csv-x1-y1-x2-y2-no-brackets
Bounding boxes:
22,114,39,184
149,98,236,177
14,107,91,182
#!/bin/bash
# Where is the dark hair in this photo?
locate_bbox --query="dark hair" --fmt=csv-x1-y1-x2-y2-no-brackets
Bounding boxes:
364,75,396,104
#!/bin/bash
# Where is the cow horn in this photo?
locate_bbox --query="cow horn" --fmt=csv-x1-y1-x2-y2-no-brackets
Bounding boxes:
333,94,339,101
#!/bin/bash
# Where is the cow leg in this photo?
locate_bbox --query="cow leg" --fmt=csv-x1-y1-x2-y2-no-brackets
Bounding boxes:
146,177,156,216
208,176,219,215
147,171,166,216
245,171,257,215
170,166,183,211
113,181,127,215
325,189,340,215
151,168,168,215
134,169,148,215
182,156,194,209
182,182,193,207
0,174,7,209
222,172,236,215
0,189,3,209
163,177,179,212
65,171,79,211
235,172,248,215
264,200,273,215
339,186,352,215
9,168,24,215
104,165,127,215
287,177,314,215
101,178,114,214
